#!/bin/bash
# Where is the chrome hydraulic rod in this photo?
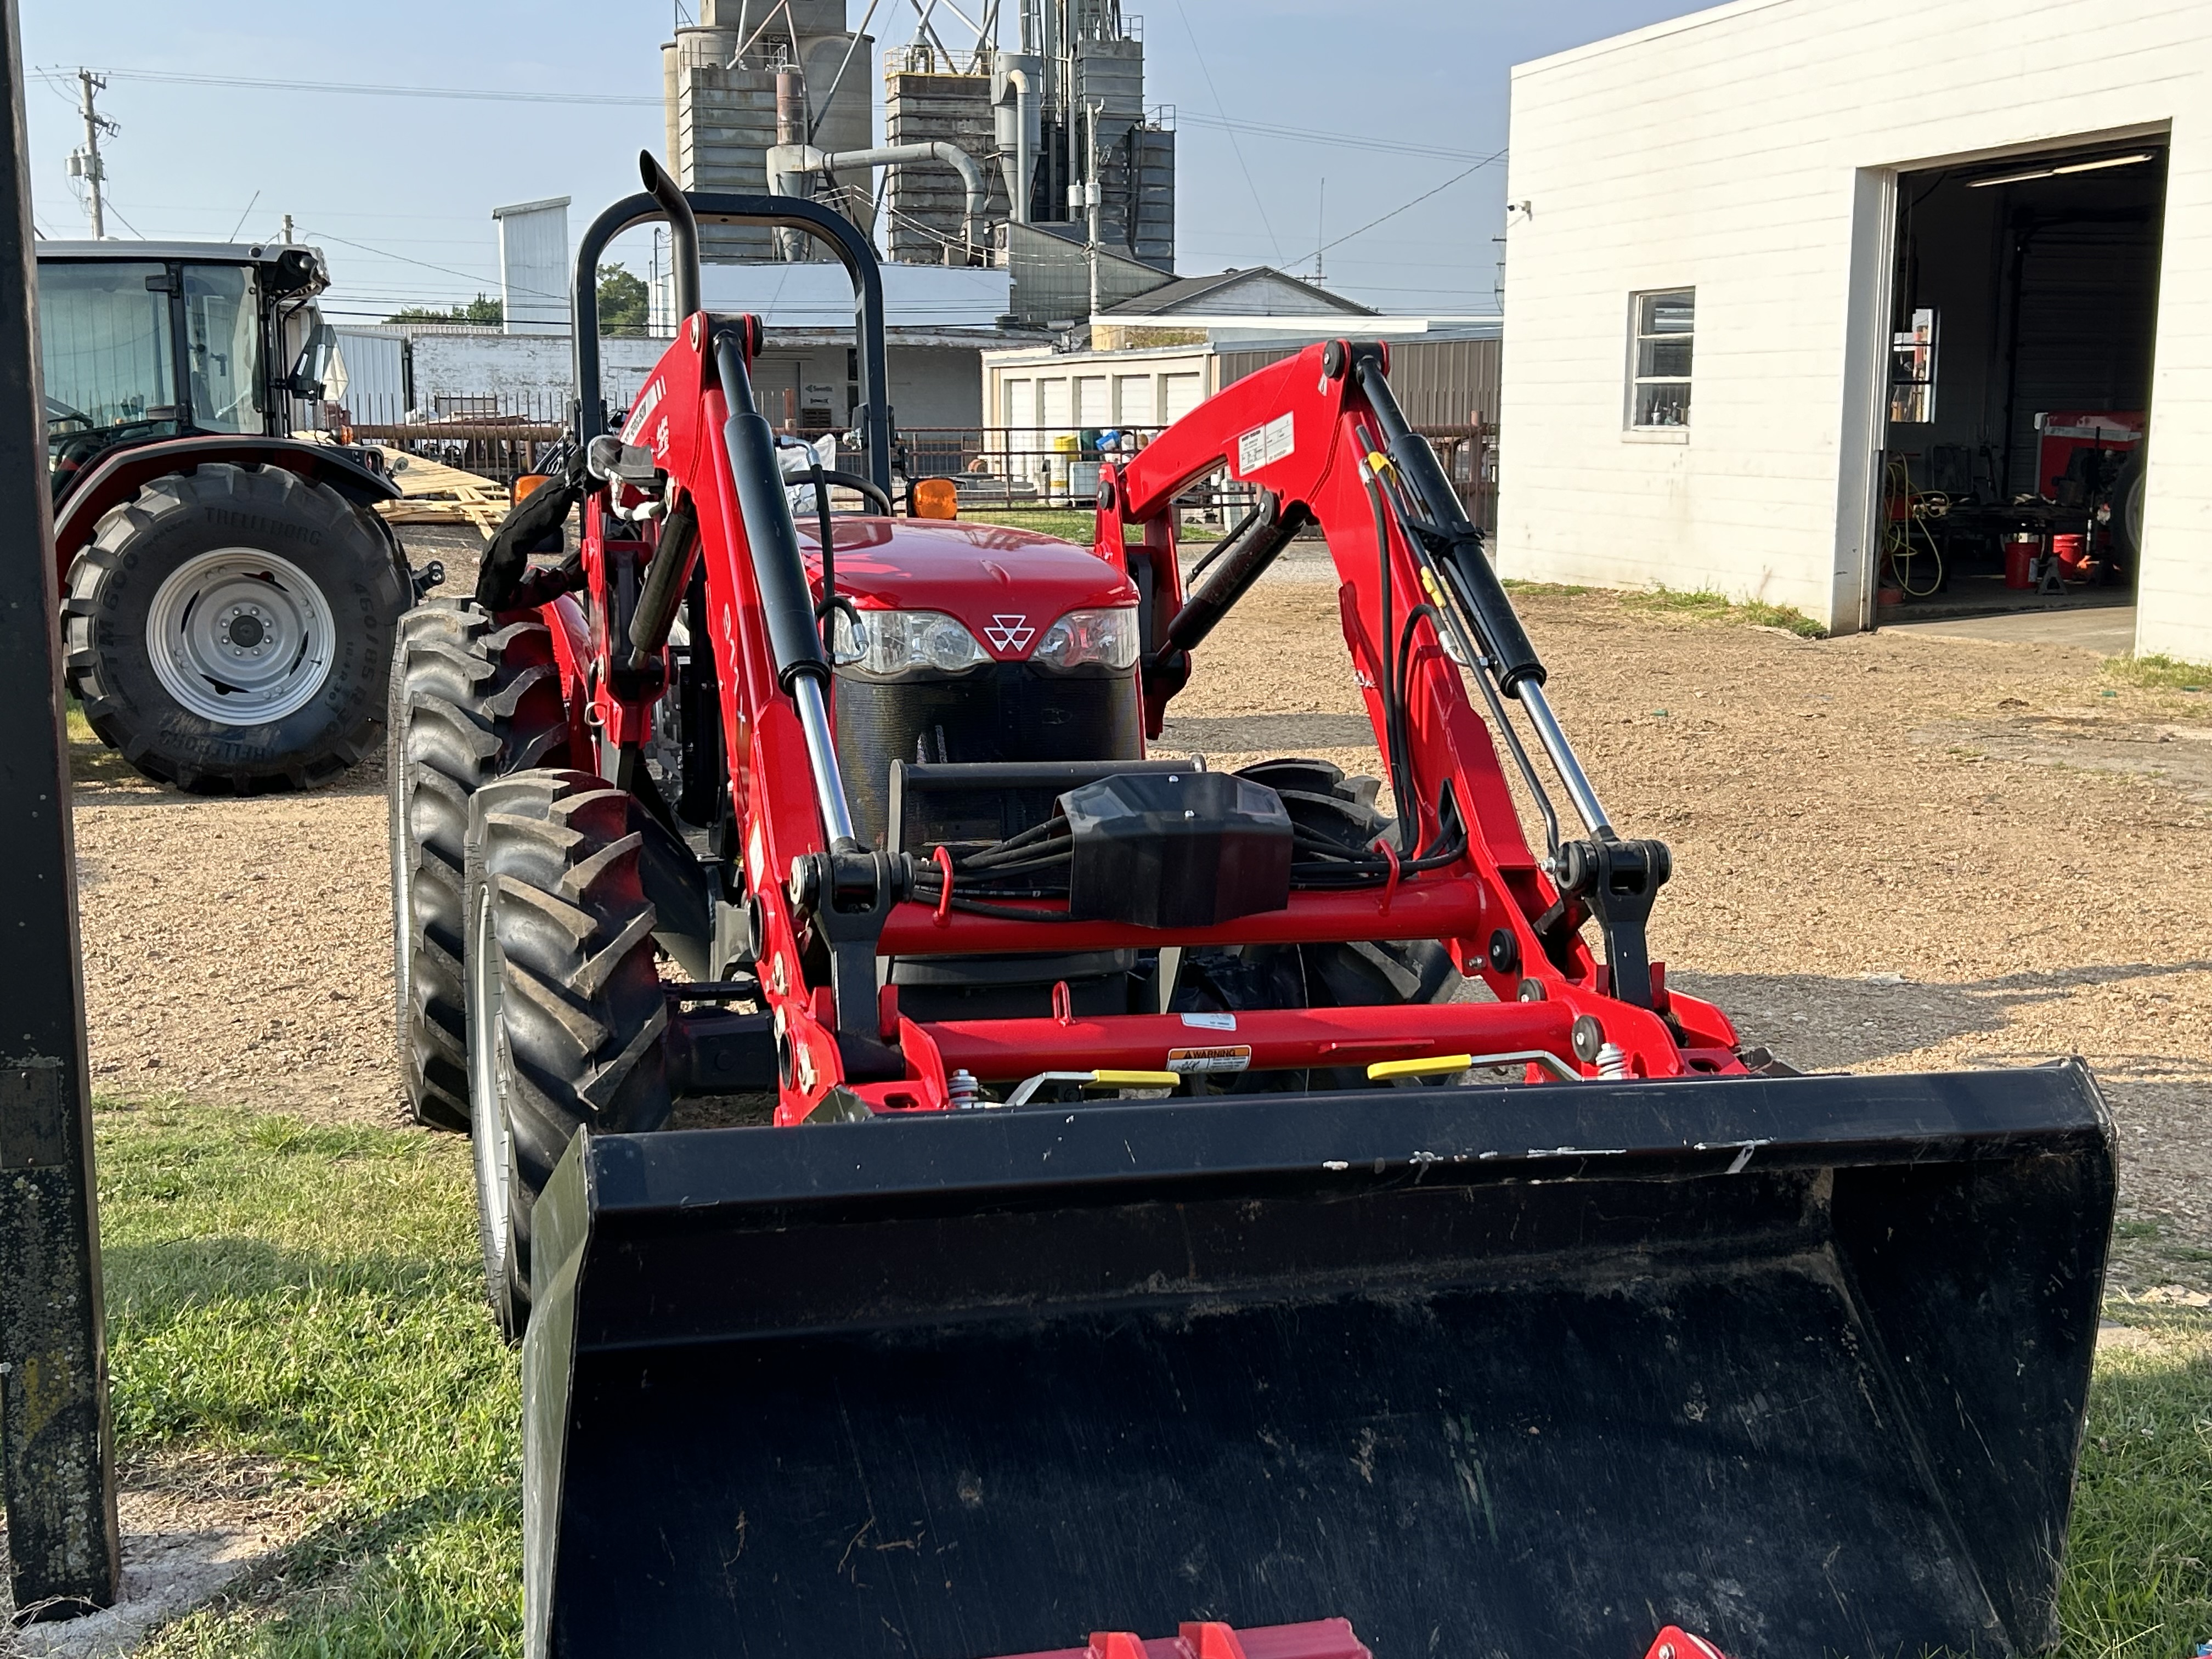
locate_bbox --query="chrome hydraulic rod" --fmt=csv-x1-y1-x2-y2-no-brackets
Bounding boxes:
1410,554,1562,856
792,676,859,846
1516,681,1612,839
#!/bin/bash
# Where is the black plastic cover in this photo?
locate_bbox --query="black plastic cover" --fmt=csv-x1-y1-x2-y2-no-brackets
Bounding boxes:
1060,770,1291,928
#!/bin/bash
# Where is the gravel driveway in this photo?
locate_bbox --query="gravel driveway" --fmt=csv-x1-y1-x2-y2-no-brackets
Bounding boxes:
69,537,2212,1293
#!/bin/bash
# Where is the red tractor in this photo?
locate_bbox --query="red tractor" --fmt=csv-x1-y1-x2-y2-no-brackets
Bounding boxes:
41,239,420,792
387,159,2113,1658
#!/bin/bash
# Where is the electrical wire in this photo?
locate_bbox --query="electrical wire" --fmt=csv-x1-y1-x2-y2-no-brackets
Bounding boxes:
33,66,658,108
1296,152,1503,268
1168,0,1280,263
303,228,565,304
1175,111,1502,166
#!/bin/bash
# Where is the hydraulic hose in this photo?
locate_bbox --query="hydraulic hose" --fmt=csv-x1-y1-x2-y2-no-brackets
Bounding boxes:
1350,351,1545,697
623,495,698,673
714,327,857,847
714,329,828,694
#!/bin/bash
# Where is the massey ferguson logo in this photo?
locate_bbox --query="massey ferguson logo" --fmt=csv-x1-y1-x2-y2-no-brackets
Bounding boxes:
984,614,1034,652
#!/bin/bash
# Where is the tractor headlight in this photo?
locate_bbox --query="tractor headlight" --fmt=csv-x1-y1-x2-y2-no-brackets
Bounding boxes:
831,608,990,676
1032,607,1140,672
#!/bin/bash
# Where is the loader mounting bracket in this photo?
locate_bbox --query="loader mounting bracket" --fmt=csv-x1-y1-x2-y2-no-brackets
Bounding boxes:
1551,834,1671,1008
789,847,910,1076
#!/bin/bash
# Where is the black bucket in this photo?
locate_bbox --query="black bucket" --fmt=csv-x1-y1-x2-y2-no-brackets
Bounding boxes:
523,1061,2113,1659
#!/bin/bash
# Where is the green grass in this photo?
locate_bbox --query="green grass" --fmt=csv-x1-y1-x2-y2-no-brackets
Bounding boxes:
94,1099,521,1657
89,1102,2212,1655
1618,584,1828,638
957,506,1223,542
2105,652,2212,695
1501,579,1597,599
2058,1306,2212,1655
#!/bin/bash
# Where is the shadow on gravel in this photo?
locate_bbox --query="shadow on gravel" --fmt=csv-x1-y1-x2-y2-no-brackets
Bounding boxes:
69,749,389,808
1671,960,2212,1073
1158,713,1378,753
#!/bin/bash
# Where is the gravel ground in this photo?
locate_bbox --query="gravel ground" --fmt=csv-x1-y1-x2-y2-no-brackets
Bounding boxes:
69,533,2212,1291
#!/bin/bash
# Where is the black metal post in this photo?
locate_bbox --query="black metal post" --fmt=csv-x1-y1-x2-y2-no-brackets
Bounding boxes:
0,0,121,1617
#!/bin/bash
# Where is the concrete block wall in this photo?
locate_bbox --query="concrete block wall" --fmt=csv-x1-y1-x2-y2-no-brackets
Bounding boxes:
1496,0,2212,658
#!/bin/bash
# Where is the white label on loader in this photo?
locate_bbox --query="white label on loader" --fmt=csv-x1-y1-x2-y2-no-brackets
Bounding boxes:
1235,413,1295,477
1181,1012,1238,1031
1167,1045,1252,1075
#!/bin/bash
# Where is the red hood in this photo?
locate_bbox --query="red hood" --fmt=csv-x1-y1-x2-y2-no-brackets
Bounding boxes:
798,518,1137,663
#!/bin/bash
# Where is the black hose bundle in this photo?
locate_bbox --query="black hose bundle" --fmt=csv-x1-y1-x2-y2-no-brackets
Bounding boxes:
903,770,1468,922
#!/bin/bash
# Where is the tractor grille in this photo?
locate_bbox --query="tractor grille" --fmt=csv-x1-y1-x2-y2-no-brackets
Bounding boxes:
834,664,1142,849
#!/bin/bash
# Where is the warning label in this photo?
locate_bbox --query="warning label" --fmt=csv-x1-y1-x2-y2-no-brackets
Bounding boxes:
1235,412,1295,477
1166,1045,1253,1075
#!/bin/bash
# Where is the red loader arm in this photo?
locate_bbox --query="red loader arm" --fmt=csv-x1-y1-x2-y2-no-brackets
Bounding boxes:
1094,338,1741,1064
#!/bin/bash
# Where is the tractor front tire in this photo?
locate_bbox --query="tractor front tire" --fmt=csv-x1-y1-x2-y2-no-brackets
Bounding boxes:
64,462,409,793
465,772,681,1337
388,601,574,1132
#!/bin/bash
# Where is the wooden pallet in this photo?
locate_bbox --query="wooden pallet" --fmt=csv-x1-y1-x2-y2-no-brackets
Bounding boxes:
370,447,509,538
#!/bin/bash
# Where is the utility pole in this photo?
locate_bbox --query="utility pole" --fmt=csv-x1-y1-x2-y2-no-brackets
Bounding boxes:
66,70,112,240
0,0,123,1621
1314,178,1325,284
280,213,294,245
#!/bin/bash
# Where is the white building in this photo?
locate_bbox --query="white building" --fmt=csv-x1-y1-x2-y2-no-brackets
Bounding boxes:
1495,0,2212,658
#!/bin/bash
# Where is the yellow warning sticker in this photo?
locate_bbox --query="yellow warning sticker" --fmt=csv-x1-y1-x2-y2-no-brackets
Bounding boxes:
1166,1045,1253,1075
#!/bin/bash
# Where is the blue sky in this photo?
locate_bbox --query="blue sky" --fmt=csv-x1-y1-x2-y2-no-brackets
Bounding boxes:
21,1,1713,319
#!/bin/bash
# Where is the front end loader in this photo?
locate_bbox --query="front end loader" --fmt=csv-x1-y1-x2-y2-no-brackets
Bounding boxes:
386,156,2115,1658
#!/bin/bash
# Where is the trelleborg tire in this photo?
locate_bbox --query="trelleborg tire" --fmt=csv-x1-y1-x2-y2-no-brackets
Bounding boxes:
64,461,408,793
388,601,573,1132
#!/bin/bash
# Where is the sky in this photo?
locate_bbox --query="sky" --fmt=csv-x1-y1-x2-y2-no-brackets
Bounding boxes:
20,1,1717,321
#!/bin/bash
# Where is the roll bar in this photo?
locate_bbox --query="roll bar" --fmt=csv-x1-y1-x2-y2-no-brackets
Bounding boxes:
571,152,893,496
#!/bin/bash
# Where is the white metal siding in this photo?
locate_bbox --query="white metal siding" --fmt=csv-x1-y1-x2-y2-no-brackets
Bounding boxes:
1160,371,1204,424
492,199,572,337
1497,0,2212,657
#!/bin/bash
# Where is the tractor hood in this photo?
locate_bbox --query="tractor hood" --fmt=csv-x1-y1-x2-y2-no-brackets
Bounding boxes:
798,518,1136,662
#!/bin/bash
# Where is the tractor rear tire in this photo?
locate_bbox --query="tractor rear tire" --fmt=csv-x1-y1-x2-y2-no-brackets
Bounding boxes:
388,601,573,1133
64,462,409,793
464,772,687,1338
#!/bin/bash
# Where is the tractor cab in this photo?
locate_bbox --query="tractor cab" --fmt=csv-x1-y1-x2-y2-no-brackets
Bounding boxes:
35,240,335,501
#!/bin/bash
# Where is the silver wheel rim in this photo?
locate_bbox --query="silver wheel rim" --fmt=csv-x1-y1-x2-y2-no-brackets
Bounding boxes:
469,885,513,1289
146,546,336,724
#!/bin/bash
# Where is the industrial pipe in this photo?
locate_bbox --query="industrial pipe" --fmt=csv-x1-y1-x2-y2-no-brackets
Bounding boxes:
767,141,990,254
993,63,1037,226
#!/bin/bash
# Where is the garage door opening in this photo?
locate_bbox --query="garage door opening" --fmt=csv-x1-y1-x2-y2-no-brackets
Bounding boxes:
1876,138,2165,630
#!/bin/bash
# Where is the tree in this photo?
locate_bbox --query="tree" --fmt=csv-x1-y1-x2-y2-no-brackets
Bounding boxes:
384,292,503,326
598,263,651,336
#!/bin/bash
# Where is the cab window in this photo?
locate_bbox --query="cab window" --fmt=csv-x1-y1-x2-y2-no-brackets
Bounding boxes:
183,264,265,434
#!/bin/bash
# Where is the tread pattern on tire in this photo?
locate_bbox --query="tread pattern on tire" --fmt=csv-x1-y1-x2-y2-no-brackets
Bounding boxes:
475,775,677,1322
64,461,407,794
390,600,573,1132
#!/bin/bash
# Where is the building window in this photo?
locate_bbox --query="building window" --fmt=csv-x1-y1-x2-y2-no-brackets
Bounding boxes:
1888,306,1938,425
1629,289,1694,428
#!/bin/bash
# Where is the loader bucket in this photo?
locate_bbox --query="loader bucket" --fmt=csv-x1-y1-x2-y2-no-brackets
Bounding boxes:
523,1060,2113,1659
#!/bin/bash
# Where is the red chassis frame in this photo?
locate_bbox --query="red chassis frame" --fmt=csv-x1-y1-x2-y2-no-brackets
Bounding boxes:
550,321,1743,1122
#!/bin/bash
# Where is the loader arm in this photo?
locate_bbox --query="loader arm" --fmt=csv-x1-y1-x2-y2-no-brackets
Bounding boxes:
1099,340,1686,1018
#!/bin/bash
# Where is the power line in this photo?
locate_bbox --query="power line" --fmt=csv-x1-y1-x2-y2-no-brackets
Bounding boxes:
1295,150,1504,269
1168,0,1280,263
303,228,550,299
33,66,658,108
1176,112,1502,166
